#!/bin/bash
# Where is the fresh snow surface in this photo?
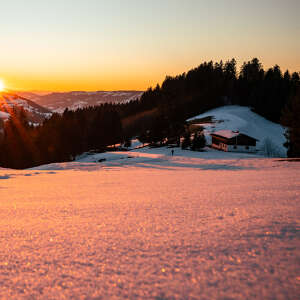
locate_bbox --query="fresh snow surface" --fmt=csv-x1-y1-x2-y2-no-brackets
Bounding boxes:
188,105,287,157
1,147,300,299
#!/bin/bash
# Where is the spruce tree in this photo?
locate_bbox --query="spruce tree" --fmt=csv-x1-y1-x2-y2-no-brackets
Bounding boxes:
191,131,206,151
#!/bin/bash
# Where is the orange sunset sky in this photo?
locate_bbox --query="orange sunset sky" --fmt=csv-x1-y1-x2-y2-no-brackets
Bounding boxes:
1,0,299,92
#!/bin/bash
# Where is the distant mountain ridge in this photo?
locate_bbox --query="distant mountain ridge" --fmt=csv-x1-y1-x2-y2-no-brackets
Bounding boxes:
0,91,52,124
16,90,143,113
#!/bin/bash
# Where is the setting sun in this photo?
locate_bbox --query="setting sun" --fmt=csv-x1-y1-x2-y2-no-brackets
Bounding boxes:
0,79,4,91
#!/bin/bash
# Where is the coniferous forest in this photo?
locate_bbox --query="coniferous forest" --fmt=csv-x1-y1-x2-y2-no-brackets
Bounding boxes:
0,58,299,169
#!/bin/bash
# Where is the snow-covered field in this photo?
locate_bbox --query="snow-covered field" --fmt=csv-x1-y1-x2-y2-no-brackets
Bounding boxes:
0,148,299,299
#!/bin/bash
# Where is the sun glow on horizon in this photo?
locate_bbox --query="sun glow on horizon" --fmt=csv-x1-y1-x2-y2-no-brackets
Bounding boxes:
0,79,5,91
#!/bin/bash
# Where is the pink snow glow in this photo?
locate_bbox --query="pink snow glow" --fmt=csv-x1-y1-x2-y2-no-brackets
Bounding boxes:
0,156,299,299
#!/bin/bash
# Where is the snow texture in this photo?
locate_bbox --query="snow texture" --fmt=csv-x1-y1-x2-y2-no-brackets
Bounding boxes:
1,150,299,299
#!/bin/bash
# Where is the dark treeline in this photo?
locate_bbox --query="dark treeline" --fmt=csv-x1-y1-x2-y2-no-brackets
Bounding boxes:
0,58,299,168
134,58,299,123
0,106,123,169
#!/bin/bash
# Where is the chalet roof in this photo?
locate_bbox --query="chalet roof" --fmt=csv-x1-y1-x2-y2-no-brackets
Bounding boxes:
211,130,239,139
210,130,258,141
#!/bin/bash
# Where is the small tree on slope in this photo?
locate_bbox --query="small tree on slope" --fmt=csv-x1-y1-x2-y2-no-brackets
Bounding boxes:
191,131,206,151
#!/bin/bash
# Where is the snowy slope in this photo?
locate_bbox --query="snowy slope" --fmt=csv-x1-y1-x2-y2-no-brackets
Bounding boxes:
30,146,281,173
0,92,52,123
1,157,299,299
188,105,287,157
0,111,10,120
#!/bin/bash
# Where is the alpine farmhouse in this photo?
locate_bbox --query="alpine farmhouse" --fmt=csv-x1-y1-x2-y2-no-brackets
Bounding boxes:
210,130,258,153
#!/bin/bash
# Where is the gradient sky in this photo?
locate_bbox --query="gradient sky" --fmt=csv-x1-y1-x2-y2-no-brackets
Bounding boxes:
0,0,299,91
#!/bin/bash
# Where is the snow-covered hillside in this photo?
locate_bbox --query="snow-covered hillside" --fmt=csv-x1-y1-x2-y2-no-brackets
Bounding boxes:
0,92,52,123
1,154,299,299
188,105,287,157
